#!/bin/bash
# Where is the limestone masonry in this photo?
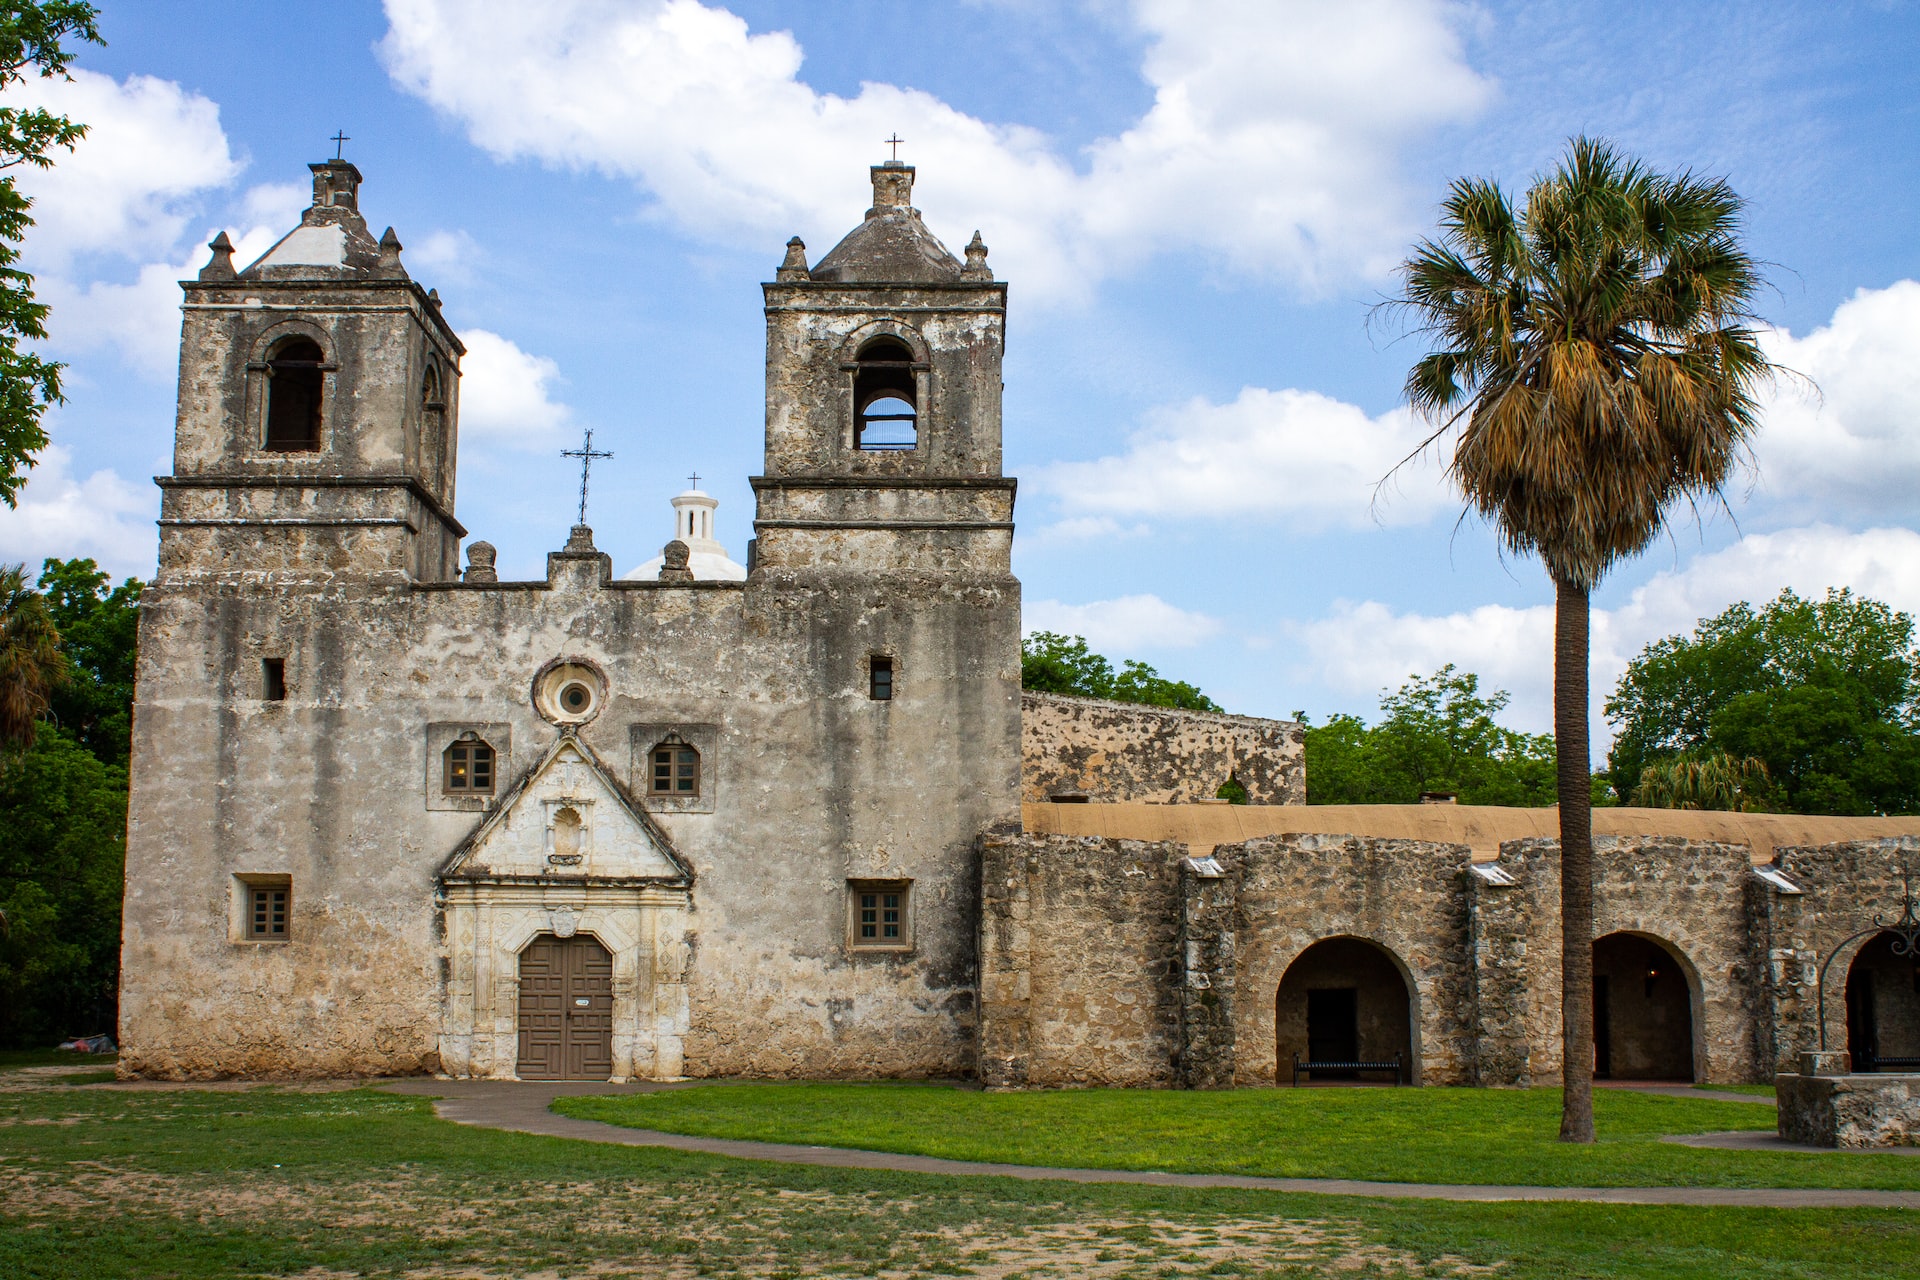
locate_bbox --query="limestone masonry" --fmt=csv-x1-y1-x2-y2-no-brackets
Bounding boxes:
120,156,1920,1095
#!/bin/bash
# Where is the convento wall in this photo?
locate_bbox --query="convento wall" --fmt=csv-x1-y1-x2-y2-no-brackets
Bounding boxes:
116,148,1920,1089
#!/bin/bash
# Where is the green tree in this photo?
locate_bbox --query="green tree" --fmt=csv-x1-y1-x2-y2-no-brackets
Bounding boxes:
0,560,63,752
1301,666,1558,806
1390,138,1774,1142
1020,631,1222,712
37,557,139,767
0,2,103,503
1608,588,1920,815
0,721,125,1045
1630,752,1771,811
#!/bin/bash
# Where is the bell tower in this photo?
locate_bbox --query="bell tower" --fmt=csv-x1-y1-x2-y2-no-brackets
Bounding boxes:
753,160,1012,576
158,157,466,582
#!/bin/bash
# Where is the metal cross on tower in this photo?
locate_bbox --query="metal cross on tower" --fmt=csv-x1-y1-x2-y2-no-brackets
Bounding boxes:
561,428,613,527
687,471,701,489
331,130,351,160
884,133,904,161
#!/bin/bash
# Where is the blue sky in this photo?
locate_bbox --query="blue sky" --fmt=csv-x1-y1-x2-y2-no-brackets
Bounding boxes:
4,0,1919,746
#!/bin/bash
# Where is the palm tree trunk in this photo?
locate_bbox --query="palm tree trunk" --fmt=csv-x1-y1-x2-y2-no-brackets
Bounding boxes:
1555,574,1596,1143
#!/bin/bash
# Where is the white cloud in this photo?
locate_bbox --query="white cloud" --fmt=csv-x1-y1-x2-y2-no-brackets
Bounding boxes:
1039,386,1450,528
1025,593,1221,651
1291,525,1920,743
406,228,482,285
378,0,1490,300
0,444,155,578
456,329,572,440
1750,280,1920,522
4,68,239,267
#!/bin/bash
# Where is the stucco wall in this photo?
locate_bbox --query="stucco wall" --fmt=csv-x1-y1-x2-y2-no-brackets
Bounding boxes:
1019,691,1304,805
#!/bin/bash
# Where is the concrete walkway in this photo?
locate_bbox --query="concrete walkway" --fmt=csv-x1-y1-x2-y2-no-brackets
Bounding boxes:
380,1079,1920,1209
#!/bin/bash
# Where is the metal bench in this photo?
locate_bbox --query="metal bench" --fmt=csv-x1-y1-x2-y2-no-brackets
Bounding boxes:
1292,1052,1403,1086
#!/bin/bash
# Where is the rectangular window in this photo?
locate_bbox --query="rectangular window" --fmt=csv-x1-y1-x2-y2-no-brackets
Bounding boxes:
246,884,289,941
262,658,287,701
650,745,700,796
848,880,912,952
445,739,496,794
869,656,893,701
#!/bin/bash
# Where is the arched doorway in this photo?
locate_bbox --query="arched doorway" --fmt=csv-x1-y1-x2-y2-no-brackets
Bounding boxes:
517,933,613,1080
1845,932,1920,1072
1592,932,1695,1081
1275,937,1414,1083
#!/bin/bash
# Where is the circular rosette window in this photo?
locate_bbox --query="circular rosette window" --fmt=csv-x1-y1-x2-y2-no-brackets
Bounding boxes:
532,659,607,726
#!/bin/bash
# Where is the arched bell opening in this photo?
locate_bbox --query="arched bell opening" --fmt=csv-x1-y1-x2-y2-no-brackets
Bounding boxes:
1275,936,1417,1085
852,336,918,451
1593,931,1698,1082
1845,931,1920,1072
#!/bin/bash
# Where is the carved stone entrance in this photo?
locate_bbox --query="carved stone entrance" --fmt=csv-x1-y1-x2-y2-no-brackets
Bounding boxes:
516,934,614,1080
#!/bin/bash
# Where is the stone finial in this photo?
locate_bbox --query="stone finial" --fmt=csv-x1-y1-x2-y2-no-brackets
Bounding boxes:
961,230,992,281
658,540,695,581
427,287,442,309
462,540,498,584
776,236,811,282
198,231,237,281
564,524,597,553
377,226,406,277
868,162,915,218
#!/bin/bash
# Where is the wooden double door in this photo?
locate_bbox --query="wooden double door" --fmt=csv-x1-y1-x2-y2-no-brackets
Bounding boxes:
516,934,614,1080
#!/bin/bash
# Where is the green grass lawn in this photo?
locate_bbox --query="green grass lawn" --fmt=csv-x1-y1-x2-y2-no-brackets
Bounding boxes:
559,1082,1920,1191
1695,1083,1780,1097
3,1079,1918,1280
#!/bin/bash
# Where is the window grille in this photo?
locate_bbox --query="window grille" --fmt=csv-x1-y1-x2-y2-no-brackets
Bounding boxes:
247,885,289,941
445,737,496,794
848,880,912,951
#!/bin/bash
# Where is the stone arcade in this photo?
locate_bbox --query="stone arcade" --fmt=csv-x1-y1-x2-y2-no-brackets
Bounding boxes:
120,155,1920,1089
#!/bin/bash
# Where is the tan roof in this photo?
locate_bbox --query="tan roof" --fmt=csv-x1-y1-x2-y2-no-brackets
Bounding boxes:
1021,801,1920,865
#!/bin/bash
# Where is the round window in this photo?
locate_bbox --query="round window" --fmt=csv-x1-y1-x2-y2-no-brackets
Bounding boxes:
532,660,606,725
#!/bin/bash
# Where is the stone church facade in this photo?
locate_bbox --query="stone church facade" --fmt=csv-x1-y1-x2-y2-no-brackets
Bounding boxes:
119,155,1920,1086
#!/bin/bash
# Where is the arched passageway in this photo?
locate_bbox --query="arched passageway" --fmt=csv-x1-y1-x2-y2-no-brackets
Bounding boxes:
1593,932,1695,1081
1846,932,1920,1072
1275,937,1414,1083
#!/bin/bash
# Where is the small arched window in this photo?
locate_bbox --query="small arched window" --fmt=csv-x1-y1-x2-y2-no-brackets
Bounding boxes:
853,337,917,451
443,733,495,795
422,364,443,410
264,337,325,451
649,738,700,797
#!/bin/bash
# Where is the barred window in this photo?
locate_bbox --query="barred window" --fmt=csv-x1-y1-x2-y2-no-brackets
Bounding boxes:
650,741,700,796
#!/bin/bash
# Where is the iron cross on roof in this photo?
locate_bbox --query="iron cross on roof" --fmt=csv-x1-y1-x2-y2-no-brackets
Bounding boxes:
687,472,701,489
885,133,904,161
330,130,350,160
562,428,613,527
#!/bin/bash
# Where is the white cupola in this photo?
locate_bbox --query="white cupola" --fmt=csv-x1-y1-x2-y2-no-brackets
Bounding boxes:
623,487,747,582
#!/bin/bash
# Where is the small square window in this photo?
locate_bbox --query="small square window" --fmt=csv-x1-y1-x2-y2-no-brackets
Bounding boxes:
444,736,496,795
262,658,287,701
650,742,701,797
245,884,289,942
848,879,912,952
869,656,893,701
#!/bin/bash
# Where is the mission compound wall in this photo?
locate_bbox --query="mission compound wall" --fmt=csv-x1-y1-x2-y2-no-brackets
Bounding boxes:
1020,691,1304,804
977,832,1920,1088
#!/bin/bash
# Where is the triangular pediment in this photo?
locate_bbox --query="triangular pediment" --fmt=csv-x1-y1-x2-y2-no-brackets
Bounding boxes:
440,733,690,884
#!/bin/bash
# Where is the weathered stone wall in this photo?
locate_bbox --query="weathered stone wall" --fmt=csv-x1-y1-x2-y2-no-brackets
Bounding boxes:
1212,835,1477,1086
1779,1071,1920,1147
1019,691,1303,805
1753,839,1920,1073
977,832,1184,1087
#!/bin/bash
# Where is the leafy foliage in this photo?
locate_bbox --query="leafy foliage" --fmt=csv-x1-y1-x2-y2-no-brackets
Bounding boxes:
1630,752,1771,811
0,721,125,1045
0,559,62,751
37,557,139,767
1300,666,1561,806
0,2,103,504
1020,631,1222,713
1607,588,1920,815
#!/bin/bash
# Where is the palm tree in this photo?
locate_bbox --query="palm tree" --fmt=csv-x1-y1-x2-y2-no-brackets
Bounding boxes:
1632,752,1772,811
1390,138,1773,1141
0,561,64,753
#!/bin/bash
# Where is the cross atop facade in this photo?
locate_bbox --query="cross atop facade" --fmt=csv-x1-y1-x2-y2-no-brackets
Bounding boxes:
687,471,701,490
884,133,904,161
561,427,613,527
330,130,351,161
